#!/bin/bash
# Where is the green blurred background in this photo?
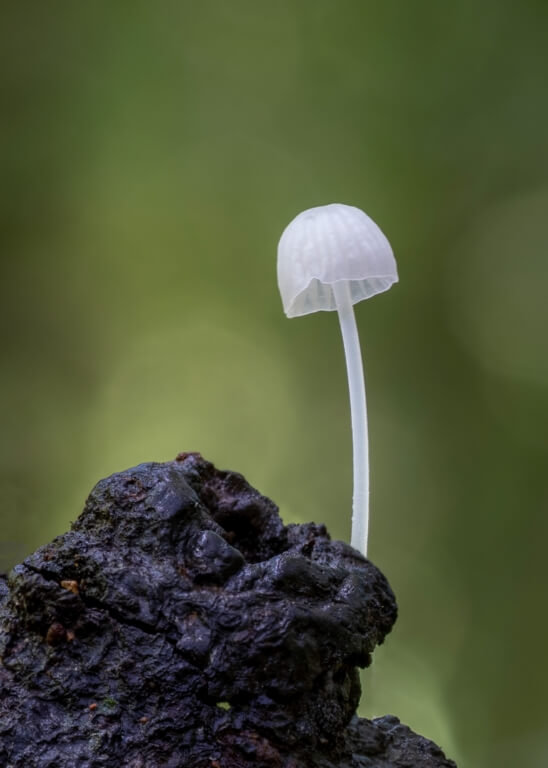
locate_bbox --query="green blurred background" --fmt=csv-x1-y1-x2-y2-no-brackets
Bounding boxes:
1,2,547,765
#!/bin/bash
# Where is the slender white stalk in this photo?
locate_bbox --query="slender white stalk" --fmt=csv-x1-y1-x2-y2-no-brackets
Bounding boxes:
333,281,369,556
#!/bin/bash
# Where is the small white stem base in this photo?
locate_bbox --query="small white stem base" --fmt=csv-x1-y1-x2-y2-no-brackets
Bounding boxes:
333,281,369,557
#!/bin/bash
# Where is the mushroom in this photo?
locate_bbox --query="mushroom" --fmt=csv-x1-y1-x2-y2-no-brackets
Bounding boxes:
277,203,397,556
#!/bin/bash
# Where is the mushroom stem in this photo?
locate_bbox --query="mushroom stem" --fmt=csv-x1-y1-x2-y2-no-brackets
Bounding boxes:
333,280,369,557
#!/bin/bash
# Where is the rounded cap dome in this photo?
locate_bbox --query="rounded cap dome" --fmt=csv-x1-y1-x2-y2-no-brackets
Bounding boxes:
277,203,398,318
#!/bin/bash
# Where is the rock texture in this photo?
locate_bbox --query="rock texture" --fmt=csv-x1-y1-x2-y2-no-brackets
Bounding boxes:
0,452,456,767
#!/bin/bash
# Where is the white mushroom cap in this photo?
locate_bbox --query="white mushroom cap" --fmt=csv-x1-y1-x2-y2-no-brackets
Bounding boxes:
277,203,398,318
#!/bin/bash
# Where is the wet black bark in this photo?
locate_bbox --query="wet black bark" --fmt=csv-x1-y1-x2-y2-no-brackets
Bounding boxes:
0,453,456,767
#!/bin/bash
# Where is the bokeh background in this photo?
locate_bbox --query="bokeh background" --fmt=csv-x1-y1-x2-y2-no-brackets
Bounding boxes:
1,2,547,765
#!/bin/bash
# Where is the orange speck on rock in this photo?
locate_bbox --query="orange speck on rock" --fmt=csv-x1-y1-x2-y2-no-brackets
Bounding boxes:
60,579,79,594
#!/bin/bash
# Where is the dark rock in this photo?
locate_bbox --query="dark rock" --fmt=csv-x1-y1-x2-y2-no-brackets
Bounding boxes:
0,452,456,767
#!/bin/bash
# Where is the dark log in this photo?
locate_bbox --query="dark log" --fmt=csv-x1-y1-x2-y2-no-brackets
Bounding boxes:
0,452,456,767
